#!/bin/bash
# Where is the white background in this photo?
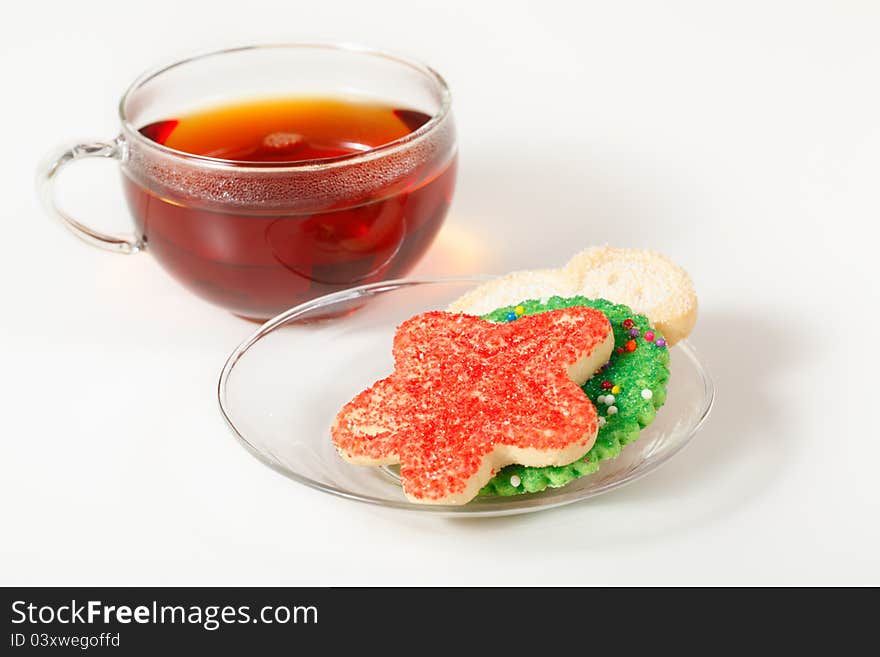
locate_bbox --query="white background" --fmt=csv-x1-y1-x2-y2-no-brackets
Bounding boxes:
2,0,878,585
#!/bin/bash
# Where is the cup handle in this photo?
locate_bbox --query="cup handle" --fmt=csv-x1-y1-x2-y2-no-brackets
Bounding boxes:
37,136,142,254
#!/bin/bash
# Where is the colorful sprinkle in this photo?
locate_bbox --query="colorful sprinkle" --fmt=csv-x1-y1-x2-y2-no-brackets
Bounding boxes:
644,331,655,341
622,319,634,329
616,347,624,355
509,475,521,487
611,384,621,394
601,380,613,390
604,394,615,405
514,305,525,316
655,338,667,348
629,328,640,338
597,395,606,405
625,339,637,352
505,311,517,322
597,417,606,427
607,405,618,415
641,389,653,400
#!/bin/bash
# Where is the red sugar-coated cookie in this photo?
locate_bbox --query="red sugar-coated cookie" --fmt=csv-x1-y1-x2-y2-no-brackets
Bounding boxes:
331,308,614,505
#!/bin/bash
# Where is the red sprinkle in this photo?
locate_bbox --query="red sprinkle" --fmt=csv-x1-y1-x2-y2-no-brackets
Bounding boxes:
601,380,613,390
616,347,624,355
332,308,612,502
625,339,637,352
622,319,634,329
644,331,655,341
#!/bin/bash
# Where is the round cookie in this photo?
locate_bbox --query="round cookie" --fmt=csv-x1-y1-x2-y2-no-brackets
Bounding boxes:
479,296,670,496
448,246,698,346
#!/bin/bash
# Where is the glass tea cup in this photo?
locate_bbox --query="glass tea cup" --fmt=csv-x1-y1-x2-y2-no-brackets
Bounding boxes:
39,44,457,320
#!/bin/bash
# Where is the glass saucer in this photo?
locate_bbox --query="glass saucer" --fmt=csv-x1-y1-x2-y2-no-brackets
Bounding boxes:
218,278,715,517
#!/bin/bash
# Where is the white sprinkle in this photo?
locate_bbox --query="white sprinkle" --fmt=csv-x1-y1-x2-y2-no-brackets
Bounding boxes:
539,297,550,305
641,389,653,400
607,405,618,415
598,417,606,427
510,475,521,487
604,394,615,405
597,395,606,404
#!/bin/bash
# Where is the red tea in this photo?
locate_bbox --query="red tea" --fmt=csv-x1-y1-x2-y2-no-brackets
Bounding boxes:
124,97,456,319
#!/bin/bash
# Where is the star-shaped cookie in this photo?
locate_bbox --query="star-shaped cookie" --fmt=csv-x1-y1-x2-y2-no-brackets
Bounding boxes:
331,307,614,504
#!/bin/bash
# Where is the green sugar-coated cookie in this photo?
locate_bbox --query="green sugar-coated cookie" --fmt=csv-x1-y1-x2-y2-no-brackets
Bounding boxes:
479,297,670,496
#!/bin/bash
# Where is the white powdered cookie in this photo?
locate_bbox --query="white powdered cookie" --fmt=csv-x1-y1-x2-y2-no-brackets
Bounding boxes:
448,246,698,345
